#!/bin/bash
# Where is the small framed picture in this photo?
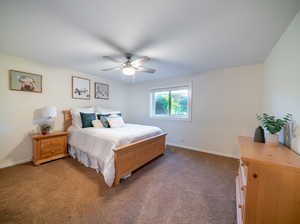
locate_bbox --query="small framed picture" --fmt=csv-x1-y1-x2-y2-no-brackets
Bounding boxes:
9,70,42,93
95,82,109,100
72,76,90,100
282,121,299,155
282,123,293,149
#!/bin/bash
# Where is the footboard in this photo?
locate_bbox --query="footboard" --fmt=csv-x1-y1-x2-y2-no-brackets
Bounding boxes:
113,132,167,185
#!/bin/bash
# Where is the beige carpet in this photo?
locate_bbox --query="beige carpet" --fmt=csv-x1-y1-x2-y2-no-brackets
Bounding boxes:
0,147,238,224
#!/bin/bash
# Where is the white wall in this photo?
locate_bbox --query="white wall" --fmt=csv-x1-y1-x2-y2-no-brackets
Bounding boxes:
127,64,264,158
0,55,266,167
264,11,300,154
0,53,129,168
2,8,299,167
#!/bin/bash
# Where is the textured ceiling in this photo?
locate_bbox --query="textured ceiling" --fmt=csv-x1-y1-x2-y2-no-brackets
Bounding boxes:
0,0,299,83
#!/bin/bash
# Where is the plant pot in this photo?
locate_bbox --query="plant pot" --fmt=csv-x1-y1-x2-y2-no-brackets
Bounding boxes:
265,133,279,146
41,129,49,135
40,126,50,135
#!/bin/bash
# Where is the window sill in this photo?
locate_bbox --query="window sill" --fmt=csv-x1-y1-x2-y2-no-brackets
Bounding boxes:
150,116,191,122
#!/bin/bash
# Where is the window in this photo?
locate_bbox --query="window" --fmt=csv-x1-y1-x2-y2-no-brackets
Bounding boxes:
150,84,191,120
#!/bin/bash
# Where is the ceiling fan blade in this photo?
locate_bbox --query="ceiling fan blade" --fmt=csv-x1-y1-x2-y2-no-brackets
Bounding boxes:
134,66,156,73
131,56,150,66
101,66,121,71
103,56,123,63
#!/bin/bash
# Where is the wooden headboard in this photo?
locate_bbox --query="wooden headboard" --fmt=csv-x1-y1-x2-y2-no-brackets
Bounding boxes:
63,110,72,131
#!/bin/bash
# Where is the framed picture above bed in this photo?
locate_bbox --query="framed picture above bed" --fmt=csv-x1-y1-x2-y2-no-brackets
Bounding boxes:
72,76,90,100
95,82,109,100
9,70,42,93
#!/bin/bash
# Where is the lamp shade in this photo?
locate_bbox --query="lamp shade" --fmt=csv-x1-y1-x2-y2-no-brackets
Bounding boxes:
33,106,57,125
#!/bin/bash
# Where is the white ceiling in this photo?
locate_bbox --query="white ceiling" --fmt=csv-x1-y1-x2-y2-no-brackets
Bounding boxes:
0,0,299,83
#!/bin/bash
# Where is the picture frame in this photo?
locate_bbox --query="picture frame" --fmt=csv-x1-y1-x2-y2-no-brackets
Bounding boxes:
72,76,90,100
282,121,299,155
9,70,42,93
95,82,109,100
282,122,293,149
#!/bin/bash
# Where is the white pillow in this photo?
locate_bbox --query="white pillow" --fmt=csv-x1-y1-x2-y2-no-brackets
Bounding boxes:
107,116,125,128
108,114,120,118
71,107,94,128
92,119,104,128
104,111,121,115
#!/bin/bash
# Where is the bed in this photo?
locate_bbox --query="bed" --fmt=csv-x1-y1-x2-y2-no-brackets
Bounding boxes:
63,110,167,186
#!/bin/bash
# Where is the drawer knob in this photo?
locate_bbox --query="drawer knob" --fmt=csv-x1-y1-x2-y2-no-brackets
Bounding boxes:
238,204,242,208
253,173,258,179
241,186,246,191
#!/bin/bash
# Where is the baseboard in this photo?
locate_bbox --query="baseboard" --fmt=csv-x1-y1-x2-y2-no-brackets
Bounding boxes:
167,142,239,159
0,144,238,169
0,158,32,169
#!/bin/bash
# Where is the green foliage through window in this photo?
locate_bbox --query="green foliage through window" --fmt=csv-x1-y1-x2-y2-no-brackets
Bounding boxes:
171,90,188,116
153,88,189,118
154,92,169,115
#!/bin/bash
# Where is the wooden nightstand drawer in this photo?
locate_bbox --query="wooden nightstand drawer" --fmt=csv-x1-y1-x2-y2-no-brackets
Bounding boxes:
32,131,68,165
40,137,66,157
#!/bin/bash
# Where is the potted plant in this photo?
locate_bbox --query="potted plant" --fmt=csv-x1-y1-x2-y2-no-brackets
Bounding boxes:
40,123,52,135
256,113,292,145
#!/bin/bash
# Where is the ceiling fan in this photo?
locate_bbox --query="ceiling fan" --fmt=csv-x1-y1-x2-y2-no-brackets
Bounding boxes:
101,53,156,76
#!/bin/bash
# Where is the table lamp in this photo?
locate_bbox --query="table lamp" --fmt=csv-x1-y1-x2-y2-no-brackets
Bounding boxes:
33,106,57,134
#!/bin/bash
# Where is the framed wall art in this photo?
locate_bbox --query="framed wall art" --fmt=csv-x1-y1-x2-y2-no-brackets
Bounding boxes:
72,76,90,100
9,70,42,93
95,82,109,100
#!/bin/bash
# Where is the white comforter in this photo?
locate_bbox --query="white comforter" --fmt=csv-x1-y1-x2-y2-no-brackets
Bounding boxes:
68,124,163,186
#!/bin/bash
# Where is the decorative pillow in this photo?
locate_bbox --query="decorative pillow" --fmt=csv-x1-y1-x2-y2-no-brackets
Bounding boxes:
80,113,96,128
92,119,103,128
107,116,125,128
97,114,110,128
71,107,94,128
97,113,122,128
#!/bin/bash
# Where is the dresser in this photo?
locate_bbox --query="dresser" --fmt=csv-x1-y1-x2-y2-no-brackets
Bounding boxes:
32,131,68,165
236,136,300,224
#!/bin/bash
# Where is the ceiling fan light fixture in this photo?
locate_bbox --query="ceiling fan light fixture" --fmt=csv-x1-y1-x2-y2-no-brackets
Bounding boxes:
102,54,155,75
122,66,136,76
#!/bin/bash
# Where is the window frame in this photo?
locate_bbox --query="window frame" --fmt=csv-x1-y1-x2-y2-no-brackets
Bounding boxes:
150,83,192,121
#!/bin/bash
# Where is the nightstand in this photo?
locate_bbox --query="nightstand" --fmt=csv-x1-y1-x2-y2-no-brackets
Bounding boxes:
32,131,69,165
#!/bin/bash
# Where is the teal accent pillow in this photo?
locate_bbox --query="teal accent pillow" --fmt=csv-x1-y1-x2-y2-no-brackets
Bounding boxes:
80,112,96,128
97,113,122,128
97,114,110,128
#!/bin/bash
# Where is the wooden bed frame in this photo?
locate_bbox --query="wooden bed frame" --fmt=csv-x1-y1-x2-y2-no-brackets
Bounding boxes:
63,110,167,185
